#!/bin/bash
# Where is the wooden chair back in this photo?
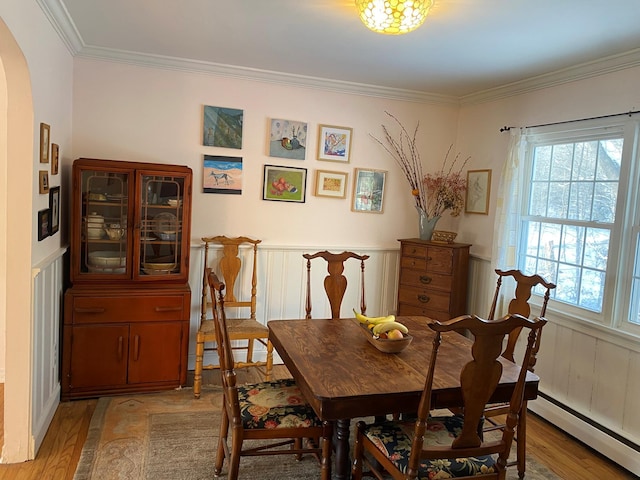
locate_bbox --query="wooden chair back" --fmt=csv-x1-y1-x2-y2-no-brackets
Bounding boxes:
207,268,242,422
407,314,546,478
488,268,556,365
201,235,261,323
303,250,369,319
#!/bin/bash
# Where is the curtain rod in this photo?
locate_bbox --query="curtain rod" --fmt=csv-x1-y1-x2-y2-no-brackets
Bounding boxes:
499,109,640,132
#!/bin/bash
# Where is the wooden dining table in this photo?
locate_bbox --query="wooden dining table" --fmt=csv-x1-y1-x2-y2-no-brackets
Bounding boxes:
268,315,541,480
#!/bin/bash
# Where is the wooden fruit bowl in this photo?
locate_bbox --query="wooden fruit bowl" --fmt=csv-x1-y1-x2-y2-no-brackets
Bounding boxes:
360,324,412,354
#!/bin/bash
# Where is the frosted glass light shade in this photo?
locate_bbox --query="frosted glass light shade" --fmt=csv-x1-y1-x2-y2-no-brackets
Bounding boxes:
355,0,433,35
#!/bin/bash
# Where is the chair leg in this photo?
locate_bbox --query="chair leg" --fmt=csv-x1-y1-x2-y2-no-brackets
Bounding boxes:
194,335,204,399
351,422,365,480
320,423,333,480
246,338,255,364
214,407,229,475
228,426,243,480
517,405,527,479
265,339,274,381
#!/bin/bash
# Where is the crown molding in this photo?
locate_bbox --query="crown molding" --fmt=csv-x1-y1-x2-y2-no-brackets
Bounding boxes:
75,45,460,106
460,48,640,105
40,0,640,107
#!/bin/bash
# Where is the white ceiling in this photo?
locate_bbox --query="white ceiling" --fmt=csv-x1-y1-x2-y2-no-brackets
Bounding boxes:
43,0,640,101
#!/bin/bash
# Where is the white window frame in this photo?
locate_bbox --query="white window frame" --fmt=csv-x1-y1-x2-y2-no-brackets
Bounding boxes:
518,116,640,337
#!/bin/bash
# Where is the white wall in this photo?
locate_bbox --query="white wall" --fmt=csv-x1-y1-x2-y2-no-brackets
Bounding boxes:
72,59,462,249
0,0,73,462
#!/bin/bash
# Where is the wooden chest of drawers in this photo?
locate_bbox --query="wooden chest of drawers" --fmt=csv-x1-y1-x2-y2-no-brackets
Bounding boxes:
397,238,470,321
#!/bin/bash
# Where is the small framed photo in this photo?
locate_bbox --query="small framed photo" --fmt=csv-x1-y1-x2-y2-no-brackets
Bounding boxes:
51,143,59,175
40,123,50,163
317,124,352,163
263,165,307,203
268,118,307,160
465,169,492,214
37,209,50,241
352,168,387,213
39,170,49,194
314,170,348,198
49,186,60,235
203,155,242,194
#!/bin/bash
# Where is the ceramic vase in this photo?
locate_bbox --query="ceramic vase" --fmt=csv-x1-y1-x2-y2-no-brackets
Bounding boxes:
417,208,440,241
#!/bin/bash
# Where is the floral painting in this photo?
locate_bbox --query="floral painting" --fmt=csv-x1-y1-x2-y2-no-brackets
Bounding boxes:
269,118,307,160
203,105,243,149
203,155,242,194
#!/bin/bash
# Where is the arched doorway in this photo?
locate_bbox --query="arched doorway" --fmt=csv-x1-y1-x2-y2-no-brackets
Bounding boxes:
0,18,36,462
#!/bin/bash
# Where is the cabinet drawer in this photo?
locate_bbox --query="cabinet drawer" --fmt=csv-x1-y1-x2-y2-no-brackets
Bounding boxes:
399,269,452,292
397,303,453,322
72,295,185,324
400,246,453,274
397,285,451,313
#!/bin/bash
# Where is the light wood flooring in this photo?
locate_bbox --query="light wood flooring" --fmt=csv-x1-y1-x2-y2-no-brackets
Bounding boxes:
0,368,636,479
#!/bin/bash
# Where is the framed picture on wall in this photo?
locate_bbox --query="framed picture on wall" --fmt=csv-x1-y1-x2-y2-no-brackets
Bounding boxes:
51,143,60,175
203,155,242,194
37,209,50,241
317,124,352,163
314,169,348,198
203,105,243,149
465,169,492,214
262,164,307,203
268,118,307,160
49,186,60,235
39,171,49,194
39,123,50,163
351,168,387,213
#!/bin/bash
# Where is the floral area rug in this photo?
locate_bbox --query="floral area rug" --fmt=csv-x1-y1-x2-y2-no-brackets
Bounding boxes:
73,387,560,480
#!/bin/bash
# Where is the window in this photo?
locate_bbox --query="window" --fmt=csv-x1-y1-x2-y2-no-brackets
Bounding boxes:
518,116,640,335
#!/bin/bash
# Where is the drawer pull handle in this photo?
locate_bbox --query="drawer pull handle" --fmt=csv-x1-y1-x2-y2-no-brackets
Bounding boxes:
427,256,432,261
420,275,432,284
118,336,123,360
418,295,430,303
155,306,182,312
74,307,106,314
133,335,140,361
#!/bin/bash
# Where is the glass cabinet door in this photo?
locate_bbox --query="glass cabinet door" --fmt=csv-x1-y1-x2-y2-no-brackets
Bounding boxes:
137,173,187,278
80,170,130,276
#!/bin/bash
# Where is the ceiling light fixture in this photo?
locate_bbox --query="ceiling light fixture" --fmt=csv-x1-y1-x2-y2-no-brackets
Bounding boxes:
355,0,433,35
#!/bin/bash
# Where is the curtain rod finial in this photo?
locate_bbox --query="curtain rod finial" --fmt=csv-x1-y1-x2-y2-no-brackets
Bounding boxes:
500,126,511,132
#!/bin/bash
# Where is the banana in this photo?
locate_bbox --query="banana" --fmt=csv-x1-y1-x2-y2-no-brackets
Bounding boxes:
353,309,395,325
373,321,409,336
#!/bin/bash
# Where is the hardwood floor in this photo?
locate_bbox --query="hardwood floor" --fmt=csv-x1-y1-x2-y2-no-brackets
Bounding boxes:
0,370,636,479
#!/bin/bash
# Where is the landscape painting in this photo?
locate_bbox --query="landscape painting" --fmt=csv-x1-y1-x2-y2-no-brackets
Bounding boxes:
203,155,243,194
203,105,243,149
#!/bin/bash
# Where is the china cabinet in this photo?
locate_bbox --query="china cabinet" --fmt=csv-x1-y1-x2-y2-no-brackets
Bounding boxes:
397,238,470,321
62,158,193,400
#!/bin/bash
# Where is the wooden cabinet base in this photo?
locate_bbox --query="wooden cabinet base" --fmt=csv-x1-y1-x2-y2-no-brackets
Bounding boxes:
61,285,190,400
397,239,470,320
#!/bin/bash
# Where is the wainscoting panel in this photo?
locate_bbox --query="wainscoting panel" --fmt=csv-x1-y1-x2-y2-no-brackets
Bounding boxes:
31,248,65,454
187,243,400,369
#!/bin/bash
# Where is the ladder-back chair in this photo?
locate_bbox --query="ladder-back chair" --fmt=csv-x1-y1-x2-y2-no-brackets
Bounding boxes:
194,235,273,399
352,313,546,480
207,269,333,480
484,268,556,478
303,250,369,319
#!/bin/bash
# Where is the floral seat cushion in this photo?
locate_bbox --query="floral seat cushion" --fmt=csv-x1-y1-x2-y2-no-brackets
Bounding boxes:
237,378,322,429
362,415,497,478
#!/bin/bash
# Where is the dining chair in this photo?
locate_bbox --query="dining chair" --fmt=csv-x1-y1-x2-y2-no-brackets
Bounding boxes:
194,235,273,399
303,250,370,319
351,313,546,480
484,268,556,478
208,269,333,480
